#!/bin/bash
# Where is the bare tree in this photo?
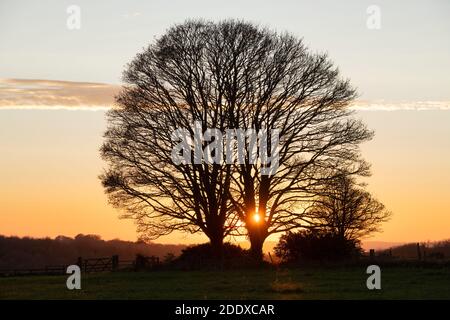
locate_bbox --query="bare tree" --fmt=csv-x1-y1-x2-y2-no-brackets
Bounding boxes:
211,21,374,258
309,174,391,240
100,20,376,260
100,20,240,252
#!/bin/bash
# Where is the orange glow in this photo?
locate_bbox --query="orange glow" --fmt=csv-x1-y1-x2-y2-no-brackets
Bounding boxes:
1,110,450,245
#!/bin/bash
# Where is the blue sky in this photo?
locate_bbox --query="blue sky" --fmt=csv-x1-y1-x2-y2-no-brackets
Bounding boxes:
1,0,449,101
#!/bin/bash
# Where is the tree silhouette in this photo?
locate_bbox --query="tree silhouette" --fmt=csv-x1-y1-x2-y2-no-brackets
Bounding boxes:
100,20,374,259
309,174,391,240
214,21,373,259
100,20,240,251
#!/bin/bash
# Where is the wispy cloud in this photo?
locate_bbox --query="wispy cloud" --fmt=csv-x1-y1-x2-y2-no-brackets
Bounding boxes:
351,100,450,111
0,78,120,110
1,78,449,111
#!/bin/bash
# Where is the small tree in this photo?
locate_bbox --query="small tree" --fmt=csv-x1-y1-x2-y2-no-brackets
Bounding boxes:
309,174,391,241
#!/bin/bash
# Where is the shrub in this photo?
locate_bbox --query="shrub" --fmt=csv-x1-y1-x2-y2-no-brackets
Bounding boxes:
172,243,255,269
274,230,362,263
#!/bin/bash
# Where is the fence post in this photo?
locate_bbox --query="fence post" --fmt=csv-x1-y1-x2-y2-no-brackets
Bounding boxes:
112,255,119,271
135,254,143,271
416,243,422,261
77,257,83,271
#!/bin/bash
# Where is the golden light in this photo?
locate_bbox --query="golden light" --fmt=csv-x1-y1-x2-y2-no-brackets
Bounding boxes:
253,213,261,223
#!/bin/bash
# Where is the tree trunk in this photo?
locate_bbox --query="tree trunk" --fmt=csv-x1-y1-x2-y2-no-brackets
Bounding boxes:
249,236,264,261
208,230,224,259
248,226,268,262
210,235,224,252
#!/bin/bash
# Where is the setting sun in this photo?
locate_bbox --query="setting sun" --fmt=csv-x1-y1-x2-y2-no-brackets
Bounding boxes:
253,213,261,223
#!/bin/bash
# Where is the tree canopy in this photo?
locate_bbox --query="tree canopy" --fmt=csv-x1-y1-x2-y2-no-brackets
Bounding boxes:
100,19,385,259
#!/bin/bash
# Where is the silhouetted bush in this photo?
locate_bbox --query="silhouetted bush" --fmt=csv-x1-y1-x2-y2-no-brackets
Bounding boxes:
172,243,257,270
274,230,362,263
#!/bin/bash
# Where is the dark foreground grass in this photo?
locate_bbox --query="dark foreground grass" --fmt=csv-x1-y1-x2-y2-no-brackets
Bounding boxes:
0,266,449,299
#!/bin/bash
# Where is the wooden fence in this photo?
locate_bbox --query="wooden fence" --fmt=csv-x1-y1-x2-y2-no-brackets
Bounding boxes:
0,266,68,277
0,254,160,277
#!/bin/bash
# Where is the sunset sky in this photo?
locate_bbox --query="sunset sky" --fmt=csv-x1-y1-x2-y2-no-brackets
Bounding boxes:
0,0,449,245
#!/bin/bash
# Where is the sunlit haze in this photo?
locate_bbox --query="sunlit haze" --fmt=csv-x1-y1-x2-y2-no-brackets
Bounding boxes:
1,0,449,246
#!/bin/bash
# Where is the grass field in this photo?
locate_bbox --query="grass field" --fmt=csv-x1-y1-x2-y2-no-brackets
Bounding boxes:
1,266,449,299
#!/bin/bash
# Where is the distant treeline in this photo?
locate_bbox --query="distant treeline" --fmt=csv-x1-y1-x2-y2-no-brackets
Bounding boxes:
382,240,450,259
0,234,186,270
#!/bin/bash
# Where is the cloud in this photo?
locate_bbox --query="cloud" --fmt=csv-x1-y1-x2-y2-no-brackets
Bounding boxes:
1,78,449,111
351,100,450,111
0,78,120,110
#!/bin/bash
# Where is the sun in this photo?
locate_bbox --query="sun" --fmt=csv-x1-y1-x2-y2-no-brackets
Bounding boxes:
253,213,261,223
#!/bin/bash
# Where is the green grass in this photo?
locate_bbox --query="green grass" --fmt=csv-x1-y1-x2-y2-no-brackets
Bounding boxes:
1,266,449,299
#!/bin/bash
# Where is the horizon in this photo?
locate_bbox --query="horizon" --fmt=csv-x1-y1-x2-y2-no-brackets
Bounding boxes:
0,232,431,253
